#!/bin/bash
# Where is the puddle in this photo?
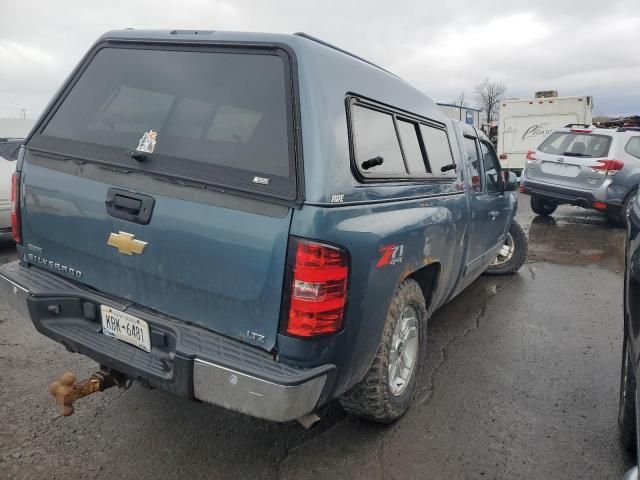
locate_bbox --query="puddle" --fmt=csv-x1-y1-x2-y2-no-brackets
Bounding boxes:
526,215,625,271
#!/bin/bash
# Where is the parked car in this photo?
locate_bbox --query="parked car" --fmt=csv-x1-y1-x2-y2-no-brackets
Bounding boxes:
0,138,21,238
620,194,640,479
520,126,640,226
0,30,526,424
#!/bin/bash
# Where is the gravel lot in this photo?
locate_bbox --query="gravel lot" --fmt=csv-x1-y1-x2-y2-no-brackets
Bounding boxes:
0,194,632,479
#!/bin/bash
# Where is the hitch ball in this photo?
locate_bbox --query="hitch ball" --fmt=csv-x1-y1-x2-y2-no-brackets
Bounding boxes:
48,369,130,416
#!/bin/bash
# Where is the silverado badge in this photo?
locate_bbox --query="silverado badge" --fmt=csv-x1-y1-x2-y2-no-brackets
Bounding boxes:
107,231,148,256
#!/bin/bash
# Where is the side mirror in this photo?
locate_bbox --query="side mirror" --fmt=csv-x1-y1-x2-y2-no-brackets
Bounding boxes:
502,171,518,192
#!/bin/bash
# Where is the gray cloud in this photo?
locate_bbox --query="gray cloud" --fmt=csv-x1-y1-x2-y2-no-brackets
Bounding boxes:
0,0,638,118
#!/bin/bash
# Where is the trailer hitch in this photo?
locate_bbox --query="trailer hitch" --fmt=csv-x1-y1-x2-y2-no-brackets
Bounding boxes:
48,369,131,416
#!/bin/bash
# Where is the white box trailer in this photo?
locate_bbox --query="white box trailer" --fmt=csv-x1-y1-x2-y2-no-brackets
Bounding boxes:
437,103,481,128
497,96,593,172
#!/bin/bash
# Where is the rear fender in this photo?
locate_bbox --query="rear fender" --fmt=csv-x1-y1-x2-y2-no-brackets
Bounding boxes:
282,195,466,399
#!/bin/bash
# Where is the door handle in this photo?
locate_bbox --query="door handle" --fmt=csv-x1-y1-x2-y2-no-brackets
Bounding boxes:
489,210,500,220
105,187,155,225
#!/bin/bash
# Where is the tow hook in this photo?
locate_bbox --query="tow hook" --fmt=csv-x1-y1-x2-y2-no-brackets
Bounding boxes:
48,368,131,416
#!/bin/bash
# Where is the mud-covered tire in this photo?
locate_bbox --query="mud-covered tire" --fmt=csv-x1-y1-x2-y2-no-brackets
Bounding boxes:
339,279,427,423
531,195,557,216
484,219,528,275
619,331,637,452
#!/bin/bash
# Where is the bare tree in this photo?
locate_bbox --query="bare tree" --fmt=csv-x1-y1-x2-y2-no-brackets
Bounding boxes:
474,78,507,123
451,91,467,107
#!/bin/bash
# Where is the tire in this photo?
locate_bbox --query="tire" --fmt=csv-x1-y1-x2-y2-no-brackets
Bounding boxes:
531,195,558,216
339,279,427,423
619,330,637,452
608,190,638,228
484,219,528,275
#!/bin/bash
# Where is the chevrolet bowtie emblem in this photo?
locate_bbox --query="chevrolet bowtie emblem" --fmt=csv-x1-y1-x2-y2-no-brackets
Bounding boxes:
107,231,148,256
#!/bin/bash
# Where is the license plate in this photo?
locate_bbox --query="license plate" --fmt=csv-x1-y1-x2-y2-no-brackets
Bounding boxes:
101,306,151,352
541,161,580,177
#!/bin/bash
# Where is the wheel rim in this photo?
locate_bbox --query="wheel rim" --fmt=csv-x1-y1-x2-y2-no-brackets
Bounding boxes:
491,232,515,267
388,305,419,396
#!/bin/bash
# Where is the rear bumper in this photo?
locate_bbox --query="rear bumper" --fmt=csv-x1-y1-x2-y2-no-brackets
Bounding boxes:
0,261,333,422
623,467,639,480
520,178,624,214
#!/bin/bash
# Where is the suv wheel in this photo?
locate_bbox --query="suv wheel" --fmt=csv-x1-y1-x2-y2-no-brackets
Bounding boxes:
619,330,637,452
339,279,426,423
484,219,528,275
531,195,557,216
608,190,638,228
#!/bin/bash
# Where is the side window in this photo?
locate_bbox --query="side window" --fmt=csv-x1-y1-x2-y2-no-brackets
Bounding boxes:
626,137,640,159
463,137,482,192
420,125,455,175
480,141,502,193
351,105,406,175
396,120,427,174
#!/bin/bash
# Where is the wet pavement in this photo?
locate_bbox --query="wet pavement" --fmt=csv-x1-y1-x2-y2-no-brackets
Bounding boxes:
0,194,631,479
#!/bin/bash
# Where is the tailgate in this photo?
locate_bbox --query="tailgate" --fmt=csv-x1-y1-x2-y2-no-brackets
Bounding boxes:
21,160,291,351
19,41,301,351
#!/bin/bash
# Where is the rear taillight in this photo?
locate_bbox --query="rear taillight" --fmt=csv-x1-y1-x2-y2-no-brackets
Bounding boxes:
526,150,537,162
590,159,624,176
283,238,349,337
570,129,592,133
499,154,508,161
11,172,21,244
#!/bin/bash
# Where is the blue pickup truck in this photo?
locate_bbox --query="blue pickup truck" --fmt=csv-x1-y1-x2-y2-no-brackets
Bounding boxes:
0,30,526,424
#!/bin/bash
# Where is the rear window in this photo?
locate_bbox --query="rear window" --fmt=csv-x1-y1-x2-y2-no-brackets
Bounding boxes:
538,132,612,158
40,46,294,181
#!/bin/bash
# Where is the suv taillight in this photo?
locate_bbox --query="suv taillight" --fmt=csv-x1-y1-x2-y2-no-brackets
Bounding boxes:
526,150,537,162
590,159,624,176
283,238,349,337
11,172,21,244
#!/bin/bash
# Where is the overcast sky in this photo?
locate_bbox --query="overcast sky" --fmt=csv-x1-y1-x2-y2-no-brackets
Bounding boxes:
1,0,639,119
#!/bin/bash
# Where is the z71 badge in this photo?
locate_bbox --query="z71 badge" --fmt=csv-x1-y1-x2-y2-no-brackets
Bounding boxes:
376,244,404,268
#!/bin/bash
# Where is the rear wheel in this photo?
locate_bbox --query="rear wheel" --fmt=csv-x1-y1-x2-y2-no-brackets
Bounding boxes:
608,190,638,228
531,195,557,216
619,330,637,452
484,219,528,275
339,279,426,423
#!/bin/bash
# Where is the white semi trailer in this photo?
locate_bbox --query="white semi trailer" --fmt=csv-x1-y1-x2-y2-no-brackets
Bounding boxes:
497,95,593,173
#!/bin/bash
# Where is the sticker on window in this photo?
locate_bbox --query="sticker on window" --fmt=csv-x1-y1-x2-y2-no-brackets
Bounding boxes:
136,130,158,153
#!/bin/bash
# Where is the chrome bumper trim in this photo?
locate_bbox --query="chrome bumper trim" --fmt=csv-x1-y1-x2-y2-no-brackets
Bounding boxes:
193,359,327,422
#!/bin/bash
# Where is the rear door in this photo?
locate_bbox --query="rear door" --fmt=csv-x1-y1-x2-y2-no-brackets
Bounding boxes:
20,42,301,351
527,131,614,191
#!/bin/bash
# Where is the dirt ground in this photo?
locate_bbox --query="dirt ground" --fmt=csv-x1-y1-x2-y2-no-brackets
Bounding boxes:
0,194,632,479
